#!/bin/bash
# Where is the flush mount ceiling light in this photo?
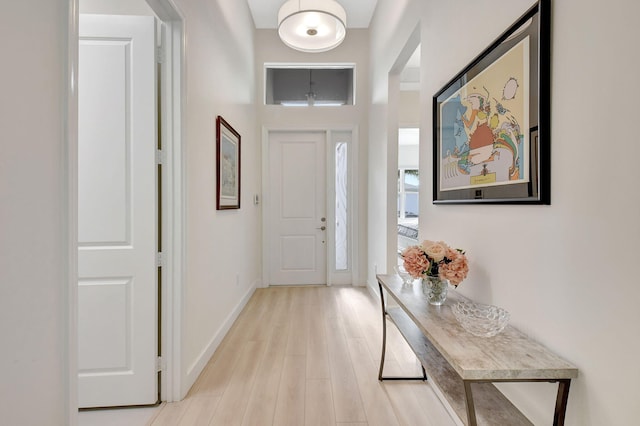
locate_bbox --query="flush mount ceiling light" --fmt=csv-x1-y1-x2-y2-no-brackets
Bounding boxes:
278,0,347,53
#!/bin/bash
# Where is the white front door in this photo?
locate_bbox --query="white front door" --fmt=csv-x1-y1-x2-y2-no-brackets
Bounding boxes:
78,14,157,408
268,131,327,285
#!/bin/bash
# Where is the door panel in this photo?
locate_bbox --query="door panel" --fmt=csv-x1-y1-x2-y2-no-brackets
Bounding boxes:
78,40,130,246
78,279,131,371
78,14,157,408
269,132,326,285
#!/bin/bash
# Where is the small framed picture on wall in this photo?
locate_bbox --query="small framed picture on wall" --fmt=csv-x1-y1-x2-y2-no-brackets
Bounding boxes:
216,116,241,210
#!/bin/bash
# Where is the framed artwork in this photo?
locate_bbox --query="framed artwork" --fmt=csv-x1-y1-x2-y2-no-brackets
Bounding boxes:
433,0,550,204
216,116,241,210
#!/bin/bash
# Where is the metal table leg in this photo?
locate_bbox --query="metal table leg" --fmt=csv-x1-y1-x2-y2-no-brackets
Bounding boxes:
553,379,571,426
377,281,427,382
463,380,478,426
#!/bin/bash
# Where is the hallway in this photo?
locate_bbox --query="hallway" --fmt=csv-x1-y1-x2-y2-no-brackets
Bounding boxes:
148,286,454,425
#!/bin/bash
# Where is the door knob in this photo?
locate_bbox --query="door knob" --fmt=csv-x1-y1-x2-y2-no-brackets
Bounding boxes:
316,226,326,231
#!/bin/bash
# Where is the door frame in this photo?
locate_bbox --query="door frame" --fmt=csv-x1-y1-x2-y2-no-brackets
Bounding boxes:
148,0,186,403
66,0,185,421
261,126,360,288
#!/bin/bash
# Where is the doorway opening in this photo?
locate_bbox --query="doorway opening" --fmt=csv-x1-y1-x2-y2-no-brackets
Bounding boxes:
69,0,184,419
396,43,421,262
386,26,421,273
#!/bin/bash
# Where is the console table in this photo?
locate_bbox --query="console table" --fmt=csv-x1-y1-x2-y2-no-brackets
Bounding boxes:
377,274,578,426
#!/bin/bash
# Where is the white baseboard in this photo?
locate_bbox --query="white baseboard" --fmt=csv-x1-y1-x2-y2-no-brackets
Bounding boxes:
366,278,379,299
181,284,256,397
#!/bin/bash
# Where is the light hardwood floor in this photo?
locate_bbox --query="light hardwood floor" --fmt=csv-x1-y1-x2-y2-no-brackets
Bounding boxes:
148,286,456,426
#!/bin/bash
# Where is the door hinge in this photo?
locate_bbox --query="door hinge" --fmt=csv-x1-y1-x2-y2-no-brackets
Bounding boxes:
156,252,163,267
156,149,165,165
156,47,165,64
156,356,165,372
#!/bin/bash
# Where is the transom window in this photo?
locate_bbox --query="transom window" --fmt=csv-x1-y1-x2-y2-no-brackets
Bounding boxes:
265,65,355,106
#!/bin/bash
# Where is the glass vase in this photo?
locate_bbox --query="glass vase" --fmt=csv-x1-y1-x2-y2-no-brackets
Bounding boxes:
421,276,448,306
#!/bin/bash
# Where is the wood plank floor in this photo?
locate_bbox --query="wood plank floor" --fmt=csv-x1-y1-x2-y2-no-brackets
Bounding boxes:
149,286,456,426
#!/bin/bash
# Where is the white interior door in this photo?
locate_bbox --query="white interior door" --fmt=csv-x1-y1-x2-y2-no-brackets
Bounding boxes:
78,14,157,408
268,131,327,285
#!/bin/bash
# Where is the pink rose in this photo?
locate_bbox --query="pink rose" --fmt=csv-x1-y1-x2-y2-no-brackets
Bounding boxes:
402,246,430,278
445,246,459,260
439,253,469,286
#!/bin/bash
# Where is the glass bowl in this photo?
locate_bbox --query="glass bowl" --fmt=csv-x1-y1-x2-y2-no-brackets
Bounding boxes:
393,265,414,286
452,301,510,337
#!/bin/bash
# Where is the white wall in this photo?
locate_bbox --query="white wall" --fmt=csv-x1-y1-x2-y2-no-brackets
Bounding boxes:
0,1,71,424
170,0,260,395
368,0,640,424
399,90,419,127
255,28,369,286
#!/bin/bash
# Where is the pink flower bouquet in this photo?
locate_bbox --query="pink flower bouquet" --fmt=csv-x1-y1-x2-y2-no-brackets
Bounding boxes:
401,240,469,287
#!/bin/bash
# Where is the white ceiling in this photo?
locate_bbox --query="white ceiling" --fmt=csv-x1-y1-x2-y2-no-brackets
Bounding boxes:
248,0,420,89
247,0,379,29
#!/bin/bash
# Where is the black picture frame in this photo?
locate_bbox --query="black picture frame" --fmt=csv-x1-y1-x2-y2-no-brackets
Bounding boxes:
433,0,550,204
216,116,241,210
